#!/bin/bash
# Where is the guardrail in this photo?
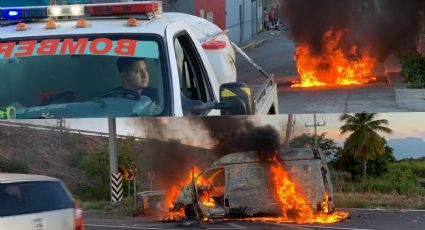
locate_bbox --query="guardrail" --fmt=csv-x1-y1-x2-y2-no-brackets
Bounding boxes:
0,120,145,141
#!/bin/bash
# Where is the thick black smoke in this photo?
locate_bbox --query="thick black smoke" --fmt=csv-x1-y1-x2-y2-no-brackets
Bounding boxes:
200,116,281,157
132,117,282,190
280,0,425,61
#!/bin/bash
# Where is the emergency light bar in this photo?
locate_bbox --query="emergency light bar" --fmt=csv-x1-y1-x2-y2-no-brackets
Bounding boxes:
0,7,47,20
0,1,162,21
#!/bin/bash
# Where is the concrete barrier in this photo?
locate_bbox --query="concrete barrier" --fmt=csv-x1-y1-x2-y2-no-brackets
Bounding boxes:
387,72,425,102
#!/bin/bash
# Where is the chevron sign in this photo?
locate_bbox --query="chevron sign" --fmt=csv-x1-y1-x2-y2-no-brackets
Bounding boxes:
111,173,123,203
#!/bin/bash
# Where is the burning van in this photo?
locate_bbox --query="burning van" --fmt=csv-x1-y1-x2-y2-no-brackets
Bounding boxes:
169,148,339,222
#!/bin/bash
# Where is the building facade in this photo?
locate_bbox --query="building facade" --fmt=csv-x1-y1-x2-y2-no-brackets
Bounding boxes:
162,0,225,30
162,0,279,44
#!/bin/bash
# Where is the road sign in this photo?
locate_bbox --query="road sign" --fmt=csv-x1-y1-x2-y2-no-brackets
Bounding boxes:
111,173,123,203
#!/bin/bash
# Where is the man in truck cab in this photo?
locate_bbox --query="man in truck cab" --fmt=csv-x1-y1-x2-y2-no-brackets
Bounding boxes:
107,57,159,104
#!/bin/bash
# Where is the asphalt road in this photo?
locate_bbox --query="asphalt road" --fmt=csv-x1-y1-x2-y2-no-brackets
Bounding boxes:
84,209,425,230
236,31,425,114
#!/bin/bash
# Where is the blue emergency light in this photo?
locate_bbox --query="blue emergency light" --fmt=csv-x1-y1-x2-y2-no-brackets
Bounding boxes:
2,9,23,19
0,7,47,20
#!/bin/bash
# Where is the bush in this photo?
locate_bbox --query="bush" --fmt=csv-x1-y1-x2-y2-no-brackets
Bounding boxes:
334,167,425,195
81,197,144,216
394,160,425,178
65,148,86,168
76,140,139,201
0,158,30,173
401,51,425,88
72,183,110,201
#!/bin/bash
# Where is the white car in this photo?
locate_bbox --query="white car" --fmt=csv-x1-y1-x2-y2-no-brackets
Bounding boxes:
0,174,84,230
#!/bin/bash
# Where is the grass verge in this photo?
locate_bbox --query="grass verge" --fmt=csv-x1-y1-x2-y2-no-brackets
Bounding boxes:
334,192,425,210
81,198,144,216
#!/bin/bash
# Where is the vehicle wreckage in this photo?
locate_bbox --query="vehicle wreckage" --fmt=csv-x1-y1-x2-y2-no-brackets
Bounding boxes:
168,148,348,224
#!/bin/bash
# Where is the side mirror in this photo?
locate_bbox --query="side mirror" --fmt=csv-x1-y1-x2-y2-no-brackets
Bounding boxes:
219,82,255,115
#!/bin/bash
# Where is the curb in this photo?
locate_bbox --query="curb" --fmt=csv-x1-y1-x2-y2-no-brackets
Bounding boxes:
240,38,268,51
386,72,425,103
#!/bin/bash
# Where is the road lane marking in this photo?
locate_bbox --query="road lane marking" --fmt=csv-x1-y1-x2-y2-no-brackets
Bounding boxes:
226,223,248,229
271,223,376,230
85,223,245,230
84,224,180,230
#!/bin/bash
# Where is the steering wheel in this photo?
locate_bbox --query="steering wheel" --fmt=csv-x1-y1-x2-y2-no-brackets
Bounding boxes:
102,88,141,101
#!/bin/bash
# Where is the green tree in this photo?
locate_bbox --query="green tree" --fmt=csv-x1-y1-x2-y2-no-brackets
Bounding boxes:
340,113,393,181
78,139,138,200
332,141,395,181
290,133,340,158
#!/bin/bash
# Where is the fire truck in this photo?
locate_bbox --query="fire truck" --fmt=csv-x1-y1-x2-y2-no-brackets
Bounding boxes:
0,1,279,119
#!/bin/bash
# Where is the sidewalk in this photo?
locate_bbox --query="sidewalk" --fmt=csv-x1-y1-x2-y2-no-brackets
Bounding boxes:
239,29,283,51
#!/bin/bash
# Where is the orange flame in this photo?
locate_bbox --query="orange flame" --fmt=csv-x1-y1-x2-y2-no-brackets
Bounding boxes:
268,160,349,224
166,162,348,224
165,166,216,218
164,167,201,218
292,29,376,88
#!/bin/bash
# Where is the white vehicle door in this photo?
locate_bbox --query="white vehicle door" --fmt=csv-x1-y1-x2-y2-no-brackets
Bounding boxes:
165,22,221,116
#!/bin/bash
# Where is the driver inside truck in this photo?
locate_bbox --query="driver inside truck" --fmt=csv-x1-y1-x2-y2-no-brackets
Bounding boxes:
114,57,159,104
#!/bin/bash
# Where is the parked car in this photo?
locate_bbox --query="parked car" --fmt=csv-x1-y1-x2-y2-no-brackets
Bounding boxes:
0,173,83,230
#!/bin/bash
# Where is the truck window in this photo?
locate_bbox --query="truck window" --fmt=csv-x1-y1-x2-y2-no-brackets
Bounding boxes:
0,35,169,119
199,168,225,207
173,33,214,103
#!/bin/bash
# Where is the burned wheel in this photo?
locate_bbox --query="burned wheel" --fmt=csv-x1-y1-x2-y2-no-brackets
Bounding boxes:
184,205,197,219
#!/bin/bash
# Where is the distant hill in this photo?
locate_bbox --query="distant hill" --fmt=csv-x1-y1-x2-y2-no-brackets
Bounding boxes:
387,137,425,160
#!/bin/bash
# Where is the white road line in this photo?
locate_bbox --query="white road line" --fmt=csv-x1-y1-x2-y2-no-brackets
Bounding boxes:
279,224,312,230
85,223,244,230
84,224,180,230
226,223,249,229
271,223,376,230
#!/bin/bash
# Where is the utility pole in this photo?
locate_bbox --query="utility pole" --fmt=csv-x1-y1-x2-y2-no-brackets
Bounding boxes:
284,114,294,149
56,118,65,149
305,114,326,148
108,118,119,203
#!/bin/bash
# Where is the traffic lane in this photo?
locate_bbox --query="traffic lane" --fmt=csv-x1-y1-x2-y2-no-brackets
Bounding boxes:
84,209,425,230
330,209,425,230
236,31,297,85
85,222,321,230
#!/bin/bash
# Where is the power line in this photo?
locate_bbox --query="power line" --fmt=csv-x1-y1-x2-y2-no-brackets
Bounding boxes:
305,114,326,148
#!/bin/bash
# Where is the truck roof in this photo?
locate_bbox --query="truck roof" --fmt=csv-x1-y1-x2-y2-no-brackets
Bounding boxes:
0,17,168,39
0,12,222,41
0,173,59,183
212,148,318,166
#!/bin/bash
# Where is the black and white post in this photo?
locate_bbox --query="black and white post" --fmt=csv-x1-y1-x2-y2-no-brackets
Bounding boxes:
111,173,123,203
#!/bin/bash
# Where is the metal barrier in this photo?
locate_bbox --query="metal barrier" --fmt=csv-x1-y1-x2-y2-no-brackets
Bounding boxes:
0,120,145,141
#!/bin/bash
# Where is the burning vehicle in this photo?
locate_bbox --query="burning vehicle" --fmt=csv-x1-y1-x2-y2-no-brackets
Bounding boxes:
167,148,348,224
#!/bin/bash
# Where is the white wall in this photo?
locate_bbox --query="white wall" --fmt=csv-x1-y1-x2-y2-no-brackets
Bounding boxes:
225,0,253,44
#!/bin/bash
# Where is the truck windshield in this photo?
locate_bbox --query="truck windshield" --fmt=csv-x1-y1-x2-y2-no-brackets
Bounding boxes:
0,34,169,119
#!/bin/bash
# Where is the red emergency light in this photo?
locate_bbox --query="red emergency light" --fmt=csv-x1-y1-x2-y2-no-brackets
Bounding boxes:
85,1,162,17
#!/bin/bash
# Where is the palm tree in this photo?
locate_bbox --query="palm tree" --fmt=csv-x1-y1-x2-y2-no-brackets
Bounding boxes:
339,113,393,181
